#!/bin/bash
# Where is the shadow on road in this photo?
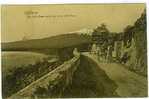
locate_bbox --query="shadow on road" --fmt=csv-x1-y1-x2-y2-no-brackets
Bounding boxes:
62,55,119,98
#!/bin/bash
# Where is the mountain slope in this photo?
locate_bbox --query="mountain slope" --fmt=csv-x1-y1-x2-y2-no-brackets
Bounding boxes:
2,33,92,51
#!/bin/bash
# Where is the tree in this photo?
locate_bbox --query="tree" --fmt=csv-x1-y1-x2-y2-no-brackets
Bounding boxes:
134,9,146,31
122,9,147,76
123,25,134,46
92,23,109,44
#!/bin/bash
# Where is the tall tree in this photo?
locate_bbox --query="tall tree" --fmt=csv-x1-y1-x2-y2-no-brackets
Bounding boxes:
92,23,109,44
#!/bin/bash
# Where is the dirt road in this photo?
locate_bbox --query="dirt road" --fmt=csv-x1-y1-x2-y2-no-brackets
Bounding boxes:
84,52,148,97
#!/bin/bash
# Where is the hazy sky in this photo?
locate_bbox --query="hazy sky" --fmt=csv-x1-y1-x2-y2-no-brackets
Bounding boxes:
2,4,145,42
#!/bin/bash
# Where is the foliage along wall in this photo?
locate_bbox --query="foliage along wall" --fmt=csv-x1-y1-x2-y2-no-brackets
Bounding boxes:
123,10,147,76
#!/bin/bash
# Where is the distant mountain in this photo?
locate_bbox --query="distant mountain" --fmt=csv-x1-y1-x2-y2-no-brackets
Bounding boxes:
2,33,92,51
69,28,93,35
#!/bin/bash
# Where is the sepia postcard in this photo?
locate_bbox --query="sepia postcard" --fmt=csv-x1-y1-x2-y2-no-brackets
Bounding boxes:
1,4,147,98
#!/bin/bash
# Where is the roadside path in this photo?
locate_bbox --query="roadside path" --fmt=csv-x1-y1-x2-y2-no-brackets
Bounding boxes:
83,52,148,97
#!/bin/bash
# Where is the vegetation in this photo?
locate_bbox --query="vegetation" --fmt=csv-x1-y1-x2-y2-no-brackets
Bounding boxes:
2,52,48,75
92,23,109,45
3,58,61,98
122,10,147,76
2,9,147,98
91,10,147,76
2,33,92,98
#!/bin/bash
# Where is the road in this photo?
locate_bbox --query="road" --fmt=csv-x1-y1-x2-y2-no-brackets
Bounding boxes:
83,52,148,97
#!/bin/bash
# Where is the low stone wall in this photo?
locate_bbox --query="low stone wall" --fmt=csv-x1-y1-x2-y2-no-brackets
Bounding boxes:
8,54,80,99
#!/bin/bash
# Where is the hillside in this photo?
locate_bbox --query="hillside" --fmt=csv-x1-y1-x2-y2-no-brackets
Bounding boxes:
122,10,147,76
2,33,92,51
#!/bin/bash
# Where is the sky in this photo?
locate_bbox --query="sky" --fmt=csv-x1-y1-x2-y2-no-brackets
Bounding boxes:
1,4,145,42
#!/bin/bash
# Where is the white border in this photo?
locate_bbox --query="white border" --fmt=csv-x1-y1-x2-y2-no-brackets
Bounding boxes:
0,0,148,99
0,0,147,4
